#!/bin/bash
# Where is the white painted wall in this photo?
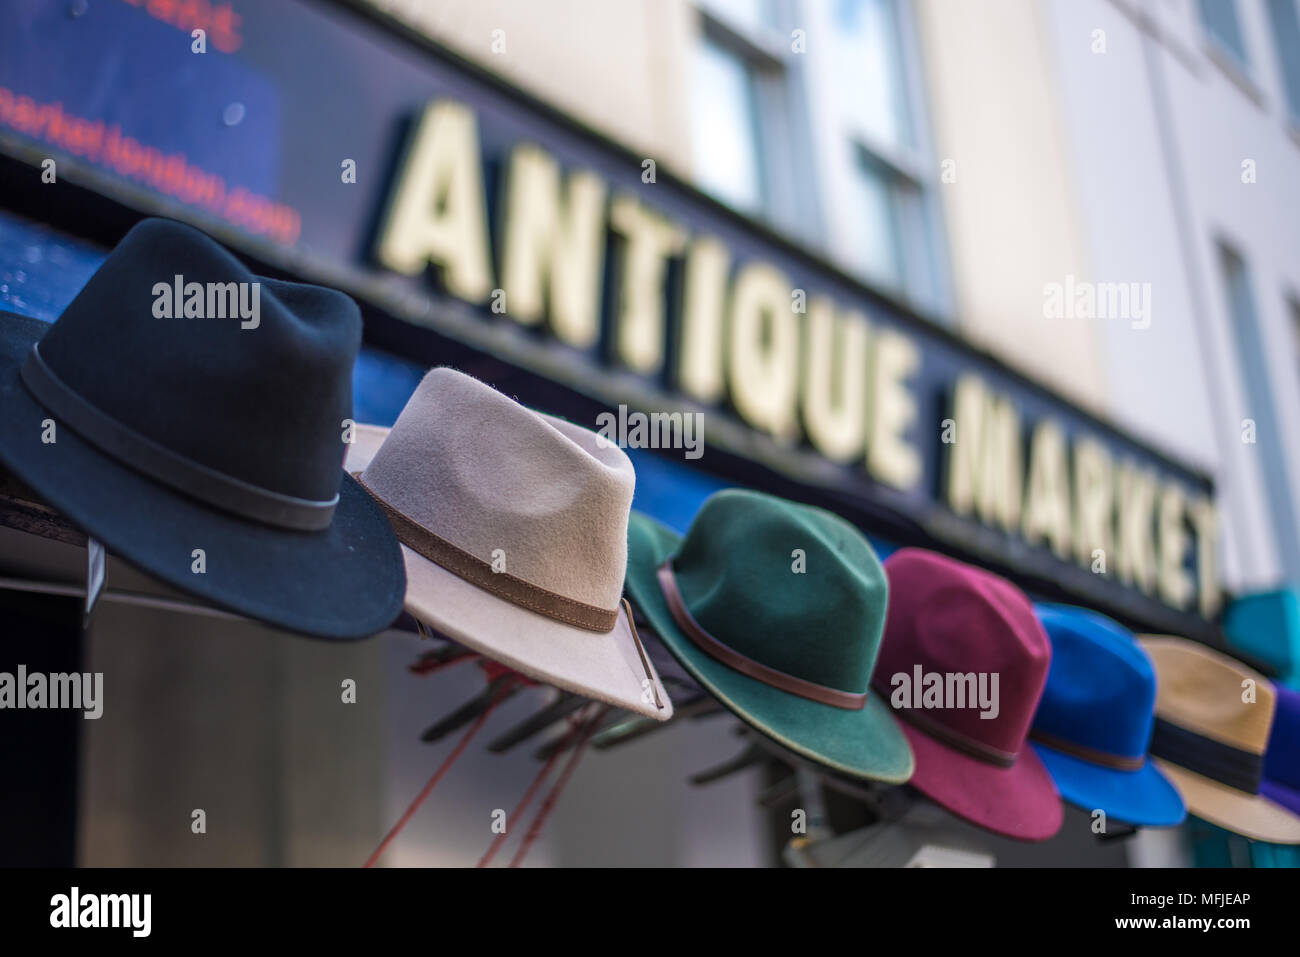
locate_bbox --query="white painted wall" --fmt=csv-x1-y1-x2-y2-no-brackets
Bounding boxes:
1042,0,1300,592
912,0,1108,411
360,0,697,174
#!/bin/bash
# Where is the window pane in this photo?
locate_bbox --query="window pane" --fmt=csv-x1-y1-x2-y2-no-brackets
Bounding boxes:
844,155,901,287
1290,297,1300,385
1218,243,1300,576
690,39,765,212
1199,0,1249,66
698,0,775,32
1267,0,1300,121
832,0,912,150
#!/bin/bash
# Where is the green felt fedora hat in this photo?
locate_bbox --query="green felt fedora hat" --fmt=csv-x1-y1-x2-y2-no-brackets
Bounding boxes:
625,489,913,782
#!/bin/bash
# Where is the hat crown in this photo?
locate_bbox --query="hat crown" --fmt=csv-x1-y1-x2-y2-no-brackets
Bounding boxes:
1033,605,1155,760
360,368,635,610
670,489,886,694
34,218,358,502
1141,637,1275,755
876,549,1050,756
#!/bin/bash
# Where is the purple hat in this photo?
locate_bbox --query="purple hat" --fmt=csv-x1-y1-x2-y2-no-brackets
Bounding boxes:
874,549,1063,841
1262,684,1300,815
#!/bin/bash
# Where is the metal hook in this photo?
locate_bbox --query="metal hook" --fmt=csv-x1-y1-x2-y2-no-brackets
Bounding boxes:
486,692,588,753
420,673,520,743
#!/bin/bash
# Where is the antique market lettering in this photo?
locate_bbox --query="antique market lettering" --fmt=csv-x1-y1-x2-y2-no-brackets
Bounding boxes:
947,375,1219,617
375,97,1220,617
376,101,922,491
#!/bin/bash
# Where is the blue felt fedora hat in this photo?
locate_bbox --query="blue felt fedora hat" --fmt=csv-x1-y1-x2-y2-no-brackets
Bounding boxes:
1029,604,1186,827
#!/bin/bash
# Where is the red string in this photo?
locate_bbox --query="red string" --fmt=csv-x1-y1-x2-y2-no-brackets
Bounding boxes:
479,659,538,687
475,708,590,868
363,676,516,868
408,650,539,687
507,705,608,868
408,651,479,677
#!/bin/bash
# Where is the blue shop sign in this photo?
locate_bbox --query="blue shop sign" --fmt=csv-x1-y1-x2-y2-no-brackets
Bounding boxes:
0,0,1220,639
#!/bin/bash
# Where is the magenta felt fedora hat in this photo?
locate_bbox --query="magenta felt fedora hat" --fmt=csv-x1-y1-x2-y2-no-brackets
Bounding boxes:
873,549,1063,841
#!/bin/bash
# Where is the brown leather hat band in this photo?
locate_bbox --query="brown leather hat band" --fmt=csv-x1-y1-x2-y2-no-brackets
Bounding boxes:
891,705,1019,768
1029,729,1146,771
358,477,619,633
656,561,867,711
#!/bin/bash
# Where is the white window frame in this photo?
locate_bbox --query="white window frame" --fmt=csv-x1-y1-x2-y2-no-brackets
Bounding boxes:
1196,0,1266,105
1265,0,1300,129
799,0,953,319
690,0,825,243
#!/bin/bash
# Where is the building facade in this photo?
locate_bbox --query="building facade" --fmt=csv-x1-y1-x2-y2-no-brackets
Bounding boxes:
397,0,1300,594
1,0,1295,866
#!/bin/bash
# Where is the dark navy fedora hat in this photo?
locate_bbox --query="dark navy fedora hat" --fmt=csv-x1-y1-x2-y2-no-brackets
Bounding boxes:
0,218,405,638
1262,684,1300,816
1030,604,1186,827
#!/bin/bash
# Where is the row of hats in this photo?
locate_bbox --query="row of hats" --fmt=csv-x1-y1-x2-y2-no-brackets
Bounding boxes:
343,363,1300,846
2,219,1297,848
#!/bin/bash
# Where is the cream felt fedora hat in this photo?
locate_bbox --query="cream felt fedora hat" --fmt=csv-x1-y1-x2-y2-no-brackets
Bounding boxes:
1140,636,1300,843
345,369,672,720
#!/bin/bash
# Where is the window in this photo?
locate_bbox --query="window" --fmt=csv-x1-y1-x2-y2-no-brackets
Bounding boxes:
1198,0,1250,69
1217,242,1300,578
846,160,937,298
690,37,767,213
843,155,901,286
1220,244,1250,316
825,0,945,311
1289,295,1300,385
832,0,912,152
700,0,776,33
688,0,821,238
1266,0,1300,123
687,0,946,313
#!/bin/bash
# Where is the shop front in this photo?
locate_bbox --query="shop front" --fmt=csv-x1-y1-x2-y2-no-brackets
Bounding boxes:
0,0,1288,869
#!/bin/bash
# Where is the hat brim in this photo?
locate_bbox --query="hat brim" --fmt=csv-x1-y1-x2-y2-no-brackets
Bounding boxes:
0,312,405,640
401,544,673,720
624,511,912,783
899,722,1063,841
342,423,673,720
1032,743,1186,827
1154,758,1300,843
345,423,390,472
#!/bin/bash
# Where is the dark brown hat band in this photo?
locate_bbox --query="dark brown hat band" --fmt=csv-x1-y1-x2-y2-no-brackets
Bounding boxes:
1029,728,1146,772
656,561,867,710
21,343,339,531
357,476,620,633
891,705,1019,768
